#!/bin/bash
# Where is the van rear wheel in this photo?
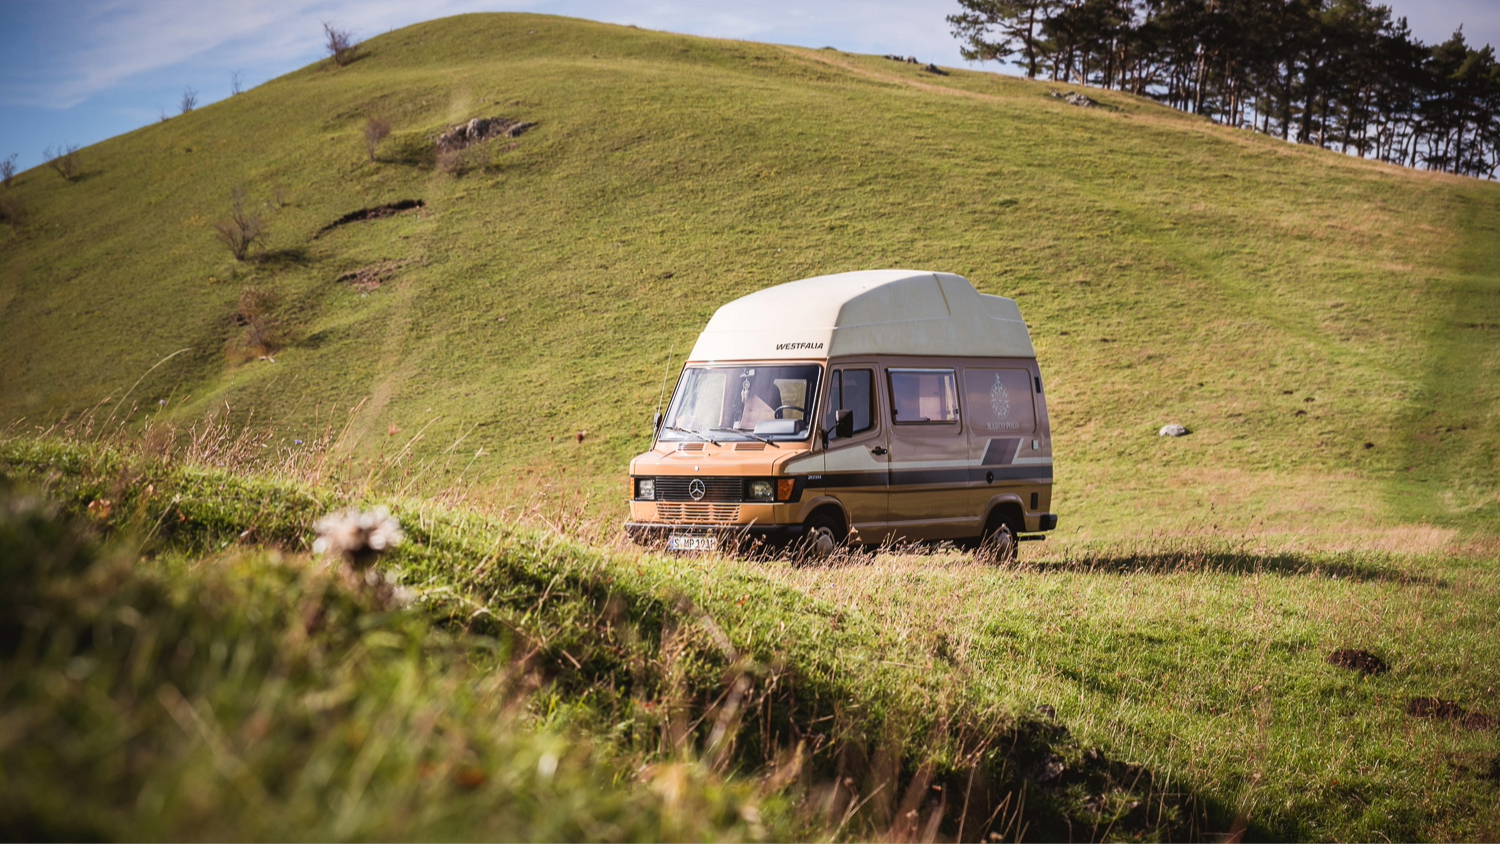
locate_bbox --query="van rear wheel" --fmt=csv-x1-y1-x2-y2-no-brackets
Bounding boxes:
976,521,1018,565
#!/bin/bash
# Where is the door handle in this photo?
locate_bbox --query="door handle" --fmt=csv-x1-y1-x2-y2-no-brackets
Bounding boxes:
870,446,888,456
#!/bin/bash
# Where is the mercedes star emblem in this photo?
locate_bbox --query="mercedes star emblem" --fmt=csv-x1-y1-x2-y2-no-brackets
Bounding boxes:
688,478,706,501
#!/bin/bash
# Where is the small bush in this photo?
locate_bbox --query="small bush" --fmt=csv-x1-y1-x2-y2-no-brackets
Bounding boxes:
232,286,283,361
42,144,80,182
0,193,23,232
1,154,16,188
212,187,266,261
179,87,197,114
323,22,360,67
230,70,243,95
363,113,391,162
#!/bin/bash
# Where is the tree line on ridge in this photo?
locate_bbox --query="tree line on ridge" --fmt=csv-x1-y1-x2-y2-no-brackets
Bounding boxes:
948,0,1500,178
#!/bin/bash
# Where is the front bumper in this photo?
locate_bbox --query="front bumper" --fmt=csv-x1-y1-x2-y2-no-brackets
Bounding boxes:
624,521,807,549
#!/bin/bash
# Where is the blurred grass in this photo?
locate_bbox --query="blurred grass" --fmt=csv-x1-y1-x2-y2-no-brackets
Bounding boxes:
2,433,1206,841
0,13,1497,544
5,429,1499,840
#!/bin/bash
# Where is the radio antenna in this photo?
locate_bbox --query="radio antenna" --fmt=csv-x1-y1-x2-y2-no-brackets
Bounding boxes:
652,342,675,427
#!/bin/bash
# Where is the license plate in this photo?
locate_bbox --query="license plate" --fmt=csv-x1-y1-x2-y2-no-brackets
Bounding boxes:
667,534,718,552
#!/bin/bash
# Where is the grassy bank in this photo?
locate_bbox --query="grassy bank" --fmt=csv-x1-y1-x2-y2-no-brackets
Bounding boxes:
4,432,1498,840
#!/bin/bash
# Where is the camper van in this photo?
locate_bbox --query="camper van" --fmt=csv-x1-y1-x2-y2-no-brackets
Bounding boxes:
626,270,1056,560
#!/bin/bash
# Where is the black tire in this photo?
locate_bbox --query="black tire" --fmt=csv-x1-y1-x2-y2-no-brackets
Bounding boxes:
976,519,1018,565
798,511,844,563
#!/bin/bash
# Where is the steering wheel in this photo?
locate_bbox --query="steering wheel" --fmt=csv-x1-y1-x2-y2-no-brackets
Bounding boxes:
773,405,805,419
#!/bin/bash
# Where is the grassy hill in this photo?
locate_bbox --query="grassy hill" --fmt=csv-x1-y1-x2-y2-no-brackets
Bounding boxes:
3,12,1500,840
2,12,1497,544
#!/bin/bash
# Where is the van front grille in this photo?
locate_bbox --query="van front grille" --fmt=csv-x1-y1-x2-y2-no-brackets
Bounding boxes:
656,503,740,524
655,477,743,502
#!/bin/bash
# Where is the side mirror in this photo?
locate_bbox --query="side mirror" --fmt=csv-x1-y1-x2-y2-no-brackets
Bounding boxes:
822,408,854,447
834,409,854,439
652,411,663,432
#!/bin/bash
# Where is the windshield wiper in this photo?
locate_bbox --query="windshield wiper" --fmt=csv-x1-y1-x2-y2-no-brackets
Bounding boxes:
663,425,719,446
710,427,780,448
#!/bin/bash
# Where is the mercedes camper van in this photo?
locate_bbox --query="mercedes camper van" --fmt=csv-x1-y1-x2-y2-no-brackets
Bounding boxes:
626,270,1056,560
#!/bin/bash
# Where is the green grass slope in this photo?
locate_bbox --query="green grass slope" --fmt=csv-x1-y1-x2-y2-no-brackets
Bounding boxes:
1,12,1498,541
4,433,1499,840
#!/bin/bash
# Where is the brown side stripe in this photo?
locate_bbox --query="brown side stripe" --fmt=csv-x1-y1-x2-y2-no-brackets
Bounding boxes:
981,437,1021,466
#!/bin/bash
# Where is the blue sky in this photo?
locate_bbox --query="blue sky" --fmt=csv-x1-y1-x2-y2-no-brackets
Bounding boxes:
2,0,1498,174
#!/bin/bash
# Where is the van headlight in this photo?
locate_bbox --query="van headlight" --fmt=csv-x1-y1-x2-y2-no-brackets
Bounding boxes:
636,478,655,500
746,479,775,501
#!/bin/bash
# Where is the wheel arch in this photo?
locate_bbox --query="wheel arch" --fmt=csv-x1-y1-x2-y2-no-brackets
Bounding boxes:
983,495,1026,535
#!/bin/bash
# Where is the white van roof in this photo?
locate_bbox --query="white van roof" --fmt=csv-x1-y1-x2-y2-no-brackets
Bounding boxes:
688,270,1035,362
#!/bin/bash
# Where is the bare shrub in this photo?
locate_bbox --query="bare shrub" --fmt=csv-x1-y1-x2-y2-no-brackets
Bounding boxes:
363,113,391,162
1,154,16,188
230,70,243,95
43,144,80,182
0,193,24,232
323,22,360,67
213,187,266,261
179,87,197,114
232,286,283,361
436,145,486,176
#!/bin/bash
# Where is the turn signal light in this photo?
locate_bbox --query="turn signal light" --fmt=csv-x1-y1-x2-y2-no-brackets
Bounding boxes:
777,478,795,501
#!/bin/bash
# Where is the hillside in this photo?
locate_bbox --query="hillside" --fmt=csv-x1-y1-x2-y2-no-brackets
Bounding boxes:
1,12,1498,544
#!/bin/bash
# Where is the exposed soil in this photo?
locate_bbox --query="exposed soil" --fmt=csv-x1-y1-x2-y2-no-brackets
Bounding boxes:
1406,696,1496,730
315,200,425,237
1326,648,1389,675
335,258,419,293
435,116,536,152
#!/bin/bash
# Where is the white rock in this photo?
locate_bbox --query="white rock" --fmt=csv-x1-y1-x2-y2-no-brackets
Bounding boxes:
1158,424,1189,437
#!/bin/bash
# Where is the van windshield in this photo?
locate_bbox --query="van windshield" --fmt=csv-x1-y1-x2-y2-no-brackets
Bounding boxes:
661,364,821,442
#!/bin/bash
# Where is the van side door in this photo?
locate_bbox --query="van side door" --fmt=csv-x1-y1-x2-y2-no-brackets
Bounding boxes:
886,366,971,540
817,365,890,543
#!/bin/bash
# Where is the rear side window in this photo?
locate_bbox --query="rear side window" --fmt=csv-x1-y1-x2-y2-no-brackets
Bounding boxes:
829,369,875,438
889,369,959,424
963,368,1036,433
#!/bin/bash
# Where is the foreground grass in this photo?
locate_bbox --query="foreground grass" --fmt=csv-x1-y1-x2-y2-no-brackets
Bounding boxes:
1,13,1498,542
2,435,1203,841
5,432,1499,840
0,500,766,841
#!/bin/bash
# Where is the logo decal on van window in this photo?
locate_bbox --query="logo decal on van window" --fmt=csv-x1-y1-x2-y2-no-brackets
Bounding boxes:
990,373,1011,420
775,342,825,351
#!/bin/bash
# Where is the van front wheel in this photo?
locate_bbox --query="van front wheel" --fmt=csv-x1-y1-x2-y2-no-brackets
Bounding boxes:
798,512,843,562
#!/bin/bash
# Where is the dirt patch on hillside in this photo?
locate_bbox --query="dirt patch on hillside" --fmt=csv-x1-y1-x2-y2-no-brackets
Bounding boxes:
435,117,535,152
1406,697,1496,730
1326,649,1388,675
335,258,421,294
315,200,425,237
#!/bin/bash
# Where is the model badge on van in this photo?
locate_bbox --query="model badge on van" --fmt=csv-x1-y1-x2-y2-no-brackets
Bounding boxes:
775,342,825,351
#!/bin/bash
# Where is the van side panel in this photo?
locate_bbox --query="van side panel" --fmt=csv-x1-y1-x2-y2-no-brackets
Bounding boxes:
964,361,1054,531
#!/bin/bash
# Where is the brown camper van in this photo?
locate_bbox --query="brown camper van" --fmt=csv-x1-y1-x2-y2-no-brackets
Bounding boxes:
626,270,1056,560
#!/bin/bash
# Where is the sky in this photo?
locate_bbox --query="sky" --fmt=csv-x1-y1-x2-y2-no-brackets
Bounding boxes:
2,0,1498,174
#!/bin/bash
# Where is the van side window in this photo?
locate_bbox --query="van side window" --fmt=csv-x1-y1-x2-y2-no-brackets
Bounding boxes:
830,368,875,439
963,368,1037,434
889,369,959,424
